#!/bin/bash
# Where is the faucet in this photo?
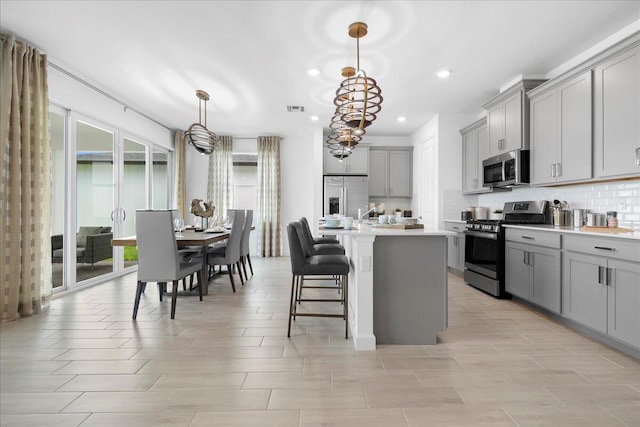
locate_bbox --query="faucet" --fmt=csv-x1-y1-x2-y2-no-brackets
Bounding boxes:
358,206,377,220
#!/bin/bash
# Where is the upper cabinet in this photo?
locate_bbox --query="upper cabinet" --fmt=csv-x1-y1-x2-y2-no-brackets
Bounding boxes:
593,44,640,178
460,118,491,194
324,144,369,175
482,79,546,158
529,71,592,185
368,147,413,198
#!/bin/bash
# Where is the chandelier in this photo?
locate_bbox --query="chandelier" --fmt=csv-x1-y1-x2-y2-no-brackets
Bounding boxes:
325,22,383,158
184,90,218,155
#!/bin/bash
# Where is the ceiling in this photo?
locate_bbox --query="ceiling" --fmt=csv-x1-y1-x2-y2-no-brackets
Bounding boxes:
1,1,639,137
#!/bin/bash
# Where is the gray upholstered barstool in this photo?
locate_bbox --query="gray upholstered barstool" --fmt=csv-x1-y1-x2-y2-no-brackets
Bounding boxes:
287,222,349,339
300,217,340,245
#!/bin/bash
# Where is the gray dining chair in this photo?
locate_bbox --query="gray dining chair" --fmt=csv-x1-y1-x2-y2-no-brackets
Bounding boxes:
239,209,253,280
134,210,203,319
287,222,350,339
207,209,245,292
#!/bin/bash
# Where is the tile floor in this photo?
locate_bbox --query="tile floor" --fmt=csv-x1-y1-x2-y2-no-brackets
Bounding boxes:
1,257,639,426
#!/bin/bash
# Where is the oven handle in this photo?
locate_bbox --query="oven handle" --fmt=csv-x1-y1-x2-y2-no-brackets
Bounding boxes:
463,230,498,240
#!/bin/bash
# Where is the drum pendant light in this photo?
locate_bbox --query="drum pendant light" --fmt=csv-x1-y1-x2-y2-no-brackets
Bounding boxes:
184,90,218,155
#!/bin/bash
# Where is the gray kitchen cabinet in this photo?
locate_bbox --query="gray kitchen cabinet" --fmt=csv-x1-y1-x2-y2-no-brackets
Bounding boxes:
445,222,465,273
505,238,561,313
324,144,369,175
563,234,640,349
460,118,490,194
563,251,608,333
368,147,413,198
593,44,640,178
529,71,592,185
483,79,546,158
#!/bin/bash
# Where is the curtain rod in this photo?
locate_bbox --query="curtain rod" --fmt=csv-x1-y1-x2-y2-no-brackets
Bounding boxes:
48,62,175,133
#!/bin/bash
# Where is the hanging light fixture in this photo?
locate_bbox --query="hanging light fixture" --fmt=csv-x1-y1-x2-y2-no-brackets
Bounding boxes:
184,90,218,155
333,22,383,135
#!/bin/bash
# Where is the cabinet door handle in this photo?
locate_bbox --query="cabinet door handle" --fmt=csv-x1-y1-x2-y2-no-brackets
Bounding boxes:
473,178,478,188
521,236,534,240
598,266,605,285
528,252,533,267
635,147,640,165
523,251,528,265
606,267,613,286
594,246,615,251
452,226,460,231
556,163,562,177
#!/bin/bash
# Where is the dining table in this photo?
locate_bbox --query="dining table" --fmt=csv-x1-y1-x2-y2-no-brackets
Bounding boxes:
111,228,230,296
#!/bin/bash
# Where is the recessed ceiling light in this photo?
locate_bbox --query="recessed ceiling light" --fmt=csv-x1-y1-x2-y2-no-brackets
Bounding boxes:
397,116,406,122
310,115,319,121
437,69,451,79
307,68,320,76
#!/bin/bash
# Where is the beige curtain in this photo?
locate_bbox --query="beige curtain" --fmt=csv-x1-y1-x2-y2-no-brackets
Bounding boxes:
0,34,52,322
174,131,187,219
256,136,281,257
206,135,234,224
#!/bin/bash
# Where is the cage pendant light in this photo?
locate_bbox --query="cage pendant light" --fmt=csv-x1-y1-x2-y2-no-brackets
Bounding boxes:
333,22,383,135
184,90,219,155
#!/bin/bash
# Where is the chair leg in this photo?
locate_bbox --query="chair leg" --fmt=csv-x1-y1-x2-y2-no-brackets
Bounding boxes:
227,265,236,292
241,257,248,281
133,281,145,319
170,280,179,319
246,254,254,276
344,274,349,339
237,261,245,285
197,271,203,301
287,274,296,337
158,282,164,302
297,275,305,303
182,277,187,291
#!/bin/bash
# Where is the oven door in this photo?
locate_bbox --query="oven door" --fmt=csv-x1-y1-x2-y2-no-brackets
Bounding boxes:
464,230,499,279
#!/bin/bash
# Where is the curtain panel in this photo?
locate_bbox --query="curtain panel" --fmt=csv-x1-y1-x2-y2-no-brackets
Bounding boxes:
206,135,234,225
256,136,281,257
174,131,187,219
0,34,52,321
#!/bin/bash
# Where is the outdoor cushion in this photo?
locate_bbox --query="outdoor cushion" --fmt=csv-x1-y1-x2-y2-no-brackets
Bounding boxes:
77,226,103,247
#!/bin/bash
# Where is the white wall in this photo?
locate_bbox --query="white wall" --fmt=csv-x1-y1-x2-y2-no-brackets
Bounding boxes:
48,65,174,149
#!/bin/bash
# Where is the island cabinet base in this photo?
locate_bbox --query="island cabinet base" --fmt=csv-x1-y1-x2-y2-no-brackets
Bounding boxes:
372,236,448,345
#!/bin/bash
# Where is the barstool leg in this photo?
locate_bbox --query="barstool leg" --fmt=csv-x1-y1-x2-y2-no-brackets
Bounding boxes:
297,275,305,303
344,274,349,339
287,274,296,337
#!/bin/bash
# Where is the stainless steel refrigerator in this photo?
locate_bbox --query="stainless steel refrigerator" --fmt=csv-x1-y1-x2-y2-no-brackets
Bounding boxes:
323,176,369,218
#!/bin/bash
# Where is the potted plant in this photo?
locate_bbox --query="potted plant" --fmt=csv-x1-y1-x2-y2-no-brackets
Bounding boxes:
489,209,503,220
395,208,403,218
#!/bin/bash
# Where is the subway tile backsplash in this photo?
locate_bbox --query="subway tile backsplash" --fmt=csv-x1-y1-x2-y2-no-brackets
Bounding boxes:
442,179,640,231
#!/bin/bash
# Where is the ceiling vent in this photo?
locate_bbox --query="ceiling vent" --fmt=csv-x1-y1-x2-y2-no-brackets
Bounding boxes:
286,105,306,113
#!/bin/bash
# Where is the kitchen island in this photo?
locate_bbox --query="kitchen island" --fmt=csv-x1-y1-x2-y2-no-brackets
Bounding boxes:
319,224,454,350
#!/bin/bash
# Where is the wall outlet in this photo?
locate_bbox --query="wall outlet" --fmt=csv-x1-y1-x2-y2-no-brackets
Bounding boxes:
360,256,371,271
618,199,627,211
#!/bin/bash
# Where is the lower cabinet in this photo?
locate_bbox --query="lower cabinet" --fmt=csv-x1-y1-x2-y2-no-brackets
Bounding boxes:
563,251,640,348
445,222,465,273
505,241,561,313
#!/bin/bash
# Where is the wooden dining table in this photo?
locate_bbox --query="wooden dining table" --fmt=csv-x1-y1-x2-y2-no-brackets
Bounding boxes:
111,229,230,296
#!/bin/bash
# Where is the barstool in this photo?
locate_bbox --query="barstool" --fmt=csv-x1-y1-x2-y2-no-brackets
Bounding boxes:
300,217,340,244
286,222,349,339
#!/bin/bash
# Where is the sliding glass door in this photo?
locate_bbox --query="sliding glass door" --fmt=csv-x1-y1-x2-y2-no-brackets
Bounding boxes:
51,106,172,292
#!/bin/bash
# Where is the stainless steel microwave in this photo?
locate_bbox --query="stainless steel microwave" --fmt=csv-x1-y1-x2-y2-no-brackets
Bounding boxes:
482,149,530,188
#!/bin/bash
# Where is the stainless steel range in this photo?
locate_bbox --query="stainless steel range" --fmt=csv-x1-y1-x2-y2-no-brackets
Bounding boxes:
463,201,549,298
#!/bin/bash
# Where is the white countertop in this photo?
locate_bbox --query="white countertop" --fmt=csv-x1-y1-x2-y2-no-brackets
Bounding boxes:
502,224,640,241
319,225,454,237
443,219,467,224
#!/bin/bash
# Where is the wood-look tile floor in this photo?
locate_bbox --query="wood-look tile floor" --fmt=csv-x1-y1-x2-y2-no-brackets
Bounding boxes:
1,257,639,426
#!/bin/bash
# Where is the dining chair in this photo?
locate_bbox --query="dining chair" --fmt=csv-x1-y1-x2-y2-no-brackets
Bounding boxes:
239,209,253,281
286,222,350,339
207,209,246,292
134,210,203,320
300,217,340,244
